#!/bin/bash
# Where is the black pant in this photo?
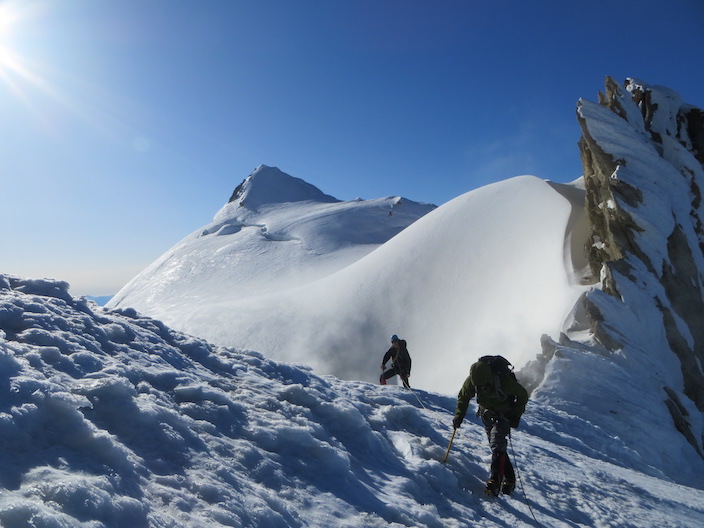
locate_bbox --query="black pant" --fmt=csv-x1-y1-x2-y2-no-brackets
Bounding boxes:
481,411,515,483
381,366,410,388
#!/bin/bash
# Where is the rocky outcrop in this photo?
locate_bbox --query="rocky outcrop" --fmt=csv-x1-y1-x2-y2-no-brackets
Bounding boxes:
577,77,704,455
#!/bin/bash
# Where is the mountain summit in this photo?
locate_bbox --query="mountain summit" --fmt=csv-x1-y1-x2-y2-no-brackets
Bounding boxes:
108,168,436,319
228,165,340,210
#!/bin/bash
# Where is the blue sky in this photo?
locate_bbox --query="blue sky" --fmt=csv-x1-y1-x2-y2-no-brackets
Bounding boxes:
2,0,703,296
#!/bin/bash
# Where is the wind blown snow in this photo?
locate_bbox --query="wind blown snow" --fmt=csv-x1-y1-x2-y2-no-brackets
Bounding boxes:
110,168,590,394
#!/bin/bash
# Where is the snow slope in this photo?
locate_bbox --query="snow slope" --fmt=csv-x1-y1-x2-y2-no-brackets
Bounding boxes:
108,165,436,310
110,170,589,395
2,275,703,528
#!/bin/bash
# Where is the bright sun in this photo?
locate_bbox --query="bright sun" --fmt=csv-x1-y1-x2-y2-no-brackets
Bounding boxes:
0,0,60,113
0,1,25,80
0,2,19,35
0,0,125,136
0,0,46,91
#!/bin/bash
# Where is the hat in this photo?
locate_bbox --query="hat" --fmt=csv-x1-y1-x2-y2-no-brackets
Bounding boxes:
390,334,399,342
470,362,492,387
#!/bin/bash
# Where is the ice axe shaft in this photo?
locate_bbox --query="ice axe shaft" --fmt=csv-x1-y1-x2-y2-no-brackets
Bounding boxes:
443,428,457,463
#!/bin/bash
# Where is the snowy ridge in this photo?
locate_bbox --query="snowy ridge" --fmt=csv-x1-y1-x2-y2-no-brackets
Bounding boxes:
108,165,435,313
110,171,588,396
2,275,703,527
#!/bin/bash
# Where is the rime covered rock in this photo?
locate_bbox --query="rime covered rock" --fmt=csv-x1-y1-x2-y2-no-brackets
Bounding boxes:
575,77,704,456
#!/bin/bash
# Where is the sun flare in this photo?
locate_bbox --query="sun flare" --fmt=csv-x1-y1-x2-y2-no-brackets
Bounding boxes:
0,1,49,91
0,3,20,36
0,0,67,121
0,1,28,81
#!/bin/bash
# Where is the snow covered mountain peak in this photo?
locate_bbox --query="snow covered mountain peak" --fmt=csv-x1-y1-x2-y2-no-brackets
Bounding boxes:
108,169,436,318
227,164,340,211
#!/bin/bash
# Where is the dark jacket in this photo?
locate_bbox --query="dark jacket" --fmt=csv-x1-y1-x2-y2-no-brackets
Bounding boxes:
382,340,412,376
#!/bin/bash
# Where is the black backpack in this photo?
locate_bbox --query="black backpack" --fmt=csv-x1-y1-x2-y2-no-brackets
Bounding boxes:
478,355,515,379
478,355,516,401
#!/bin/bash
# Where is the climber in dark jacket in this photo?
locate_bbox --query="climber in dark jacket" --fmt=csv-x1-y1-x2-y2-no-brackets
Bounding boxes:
453,359,528,496
380,334,412,388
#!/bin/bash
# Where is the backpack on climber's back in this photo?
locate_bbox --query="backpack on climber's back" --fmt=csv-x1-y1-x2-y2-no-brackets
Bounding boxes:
477,355,515,380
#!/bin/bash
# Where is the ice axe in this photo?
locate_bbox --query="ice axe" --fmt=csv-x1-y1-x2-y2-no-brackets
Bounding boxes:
442,428,457,463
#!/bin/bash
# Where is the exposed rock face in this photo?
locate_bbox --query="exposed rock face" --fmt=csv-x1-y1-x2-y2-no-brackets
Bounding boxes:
578,77,704,456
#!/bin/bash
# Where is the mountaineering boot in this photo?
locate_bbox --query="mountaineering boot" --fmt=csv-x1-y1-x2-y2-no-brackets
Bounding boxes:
484,479,500,497
501,480,515,495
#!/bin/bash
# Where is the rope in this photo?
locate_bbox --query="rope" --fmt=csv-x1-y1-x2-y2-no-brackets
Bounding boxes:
406,385,427,409
509,431,545,528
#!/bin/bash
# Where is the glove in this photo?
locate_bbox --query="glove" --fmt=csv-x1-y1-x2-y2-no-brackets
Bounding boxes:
452,416,463,429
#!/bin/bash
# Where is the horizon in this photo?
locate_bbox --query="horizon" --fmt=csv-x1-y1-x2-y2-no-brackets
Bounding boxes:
2,0,703,296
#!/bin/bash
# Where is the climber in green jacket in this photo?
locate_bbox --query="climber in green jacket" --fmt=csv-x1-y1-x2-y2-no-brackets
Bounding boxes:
453,357,528,496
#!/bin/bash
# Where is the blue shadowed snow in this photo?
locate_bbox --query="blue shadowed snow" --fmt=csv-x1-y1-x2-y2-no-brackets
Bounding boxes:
1,275,703,527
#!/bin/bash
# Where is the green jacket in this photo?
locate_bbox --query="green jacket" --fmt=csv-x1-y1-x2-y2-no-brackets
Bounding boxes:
454,366,528,423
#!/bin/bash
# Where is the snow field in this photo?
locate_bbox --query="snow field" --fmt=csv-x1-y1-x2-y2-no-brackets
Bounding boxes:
2,275,703,527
